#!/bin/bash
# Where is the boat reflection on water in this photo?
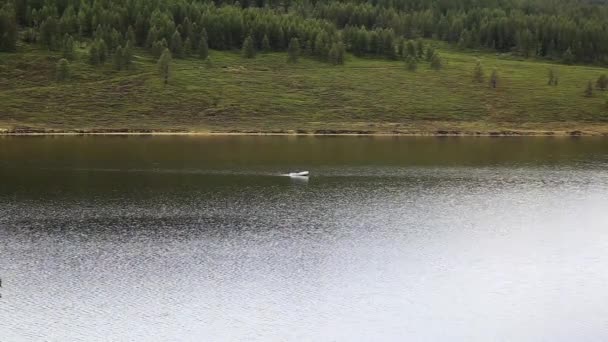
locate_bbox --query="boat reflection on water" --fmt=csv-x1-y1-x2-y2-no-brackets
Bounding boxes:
289,175,309,184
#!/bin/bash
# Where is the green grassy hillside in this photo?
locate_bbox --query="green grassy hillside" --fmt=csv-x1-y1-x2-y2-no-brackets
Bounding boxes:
2,42,608,134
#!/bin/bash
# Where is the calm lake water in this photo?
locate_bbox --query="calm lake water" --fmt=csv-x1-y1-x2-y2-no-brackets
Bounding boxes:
1,136,608,341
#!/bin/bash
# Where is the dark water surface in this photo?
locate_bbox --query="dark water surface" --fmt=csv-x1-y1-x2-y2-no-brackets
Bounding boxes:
1,136,608,341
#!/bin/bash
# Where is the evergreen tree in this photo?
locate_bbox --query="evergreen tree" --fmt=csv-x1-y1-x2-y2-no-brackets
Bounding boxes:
596,74,608,91
406,56,417,71
158,48,171,85
146,27,158,48
184,38,192,56
416,39,424,59
62,34,75,60
490,68,499,88
170,30,183,58
0,4,18,52
198,37,209,60
276,28,285,50
397,39,406,58
123,41,133,69
304,39,313,56
40,17,59,50
425,46,435,62
585,80,594,97
23,28,37,43
152,39,167,59
406,40,416,58
262,34,271,52
98,39,107,64
328,42,345,65
5,0,608,66
516,29,534,58
329,43,338,64
430,53,442,70
56,58,70,81
473,60,484,83
458,29,471,50
109,29,122,52
287,37,300,63
126,26,136,47
313,33,330,60
89,43,100,65
562,48,575,65
242,35,256,58
113,46,124,70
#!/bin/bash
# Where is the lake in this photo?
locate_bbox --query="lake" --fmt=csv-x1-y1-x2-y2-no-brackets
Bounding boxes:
1,136,608,341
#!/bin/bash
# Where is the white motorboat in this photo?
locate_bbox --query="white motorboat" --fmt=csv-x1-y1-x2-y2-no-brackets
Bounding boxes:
288,171,309,177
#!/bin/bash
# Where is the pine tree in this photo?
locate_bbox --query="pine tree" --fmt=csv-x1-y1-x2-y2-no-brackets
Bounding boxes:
596,74,608,91
98,39,107,64
158,48,171,85
152,39,167,59
277,28,285,50
170,30,183,58
146,27,158,48
406,40,416,58
490,68,499,88
40,17,59,50
23,28,37,43
585,80,594,97
56,58,70,81
62,34,75,60
425,46,435,62
184,38,192,56
406,56,417,71
123,41,133,69
416,39,424,59
336,43,346,64
562,48,575,65
473,59,484,83
397,39,406,58
329,43,338,64
287,37,300,63
328,42,345,65
89,42,100,65
198,37,209,60
262,34,271,52
113,46,124,70
304,39,313,56
125,26,136,47
430,53,442,70
386,41,397,60
458,29,471,50
242,35,256,58
109,29,122,52
0,4,18,52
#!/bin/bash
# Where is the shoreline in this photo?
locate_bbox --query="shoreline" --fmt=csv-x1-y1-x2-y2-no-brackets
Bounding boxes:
1,128,606,136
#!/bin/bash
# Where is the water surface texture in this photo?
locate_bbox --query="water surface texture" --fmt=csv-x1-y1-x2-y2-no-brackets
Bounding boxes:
1,136,608,341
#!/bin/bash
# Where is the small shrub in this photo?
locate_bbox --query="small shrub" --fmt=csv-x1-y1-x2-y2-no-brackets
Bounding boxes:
55,58,70,81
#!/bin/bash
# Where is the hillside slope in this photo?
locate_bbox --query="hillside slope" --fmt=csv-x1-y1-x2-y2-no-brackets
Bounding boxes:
1,43,608,134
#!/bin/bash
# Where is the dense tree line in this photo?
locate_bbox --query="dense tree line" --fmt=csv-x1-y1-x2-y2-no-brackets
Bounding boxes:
1,0,608,65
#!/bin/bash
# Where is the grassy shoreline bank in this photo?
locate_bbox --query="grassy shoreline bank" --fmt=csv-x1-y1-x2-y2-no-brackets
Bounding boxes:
3,122,608,136
2,43,608,135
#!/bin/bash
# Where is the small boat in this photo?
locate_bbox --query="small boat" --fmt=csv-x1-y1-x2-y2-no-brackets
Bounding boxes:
288,171,309,177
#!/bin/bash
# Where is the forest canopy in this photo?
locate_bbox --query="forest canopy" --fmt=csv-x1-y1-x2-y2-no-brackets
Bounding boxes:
1,0,608,64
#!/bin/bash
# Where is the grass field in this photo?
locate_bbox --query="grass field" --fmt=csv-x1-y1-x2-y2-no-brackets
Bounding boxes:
1,41,608,134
